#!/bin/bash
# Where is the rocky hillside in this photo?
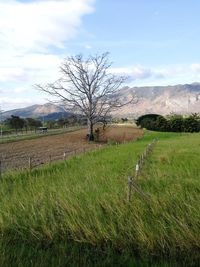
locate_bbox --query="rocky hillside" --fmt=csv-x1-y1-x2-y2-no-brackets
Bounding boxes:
2,103,66,120
2,83,200,119
114,82,200,117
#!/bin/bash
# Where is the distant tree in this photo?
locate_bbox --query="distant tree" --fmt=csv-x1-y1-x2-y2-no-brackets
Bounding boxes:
26,118,42,132
155,116,169,131
136,114,162,130
5,115,25,133
168,115,184,132
57,118,66,128
36,52,135,141
121,118,128,123
137,113,200,133
46,120,56,129
183,115,200,132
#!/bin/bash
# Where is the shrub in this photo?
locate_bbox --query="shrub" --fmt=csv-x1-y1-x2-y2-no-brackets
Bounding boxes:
168,115,184,132
136,113,200,133
183,115,200,132
136,114,168,131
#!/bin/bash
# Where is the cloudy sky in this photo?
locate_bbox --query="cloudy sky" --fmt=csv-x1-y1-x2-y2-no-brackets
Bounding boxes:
1,0,200,111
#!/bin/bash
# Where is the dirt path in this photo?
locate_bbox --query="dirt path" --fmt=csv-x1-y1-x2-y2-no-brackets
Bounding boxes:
0,126,143,172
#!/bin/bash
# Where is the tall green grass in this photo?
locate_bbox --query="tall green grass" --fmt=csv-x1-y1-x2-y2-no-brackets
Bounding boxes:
0,131,199,266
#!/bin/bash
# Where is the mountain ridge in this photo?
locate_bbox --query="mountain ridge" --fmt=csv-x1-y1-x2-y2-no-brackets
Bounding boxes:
2,83,200,119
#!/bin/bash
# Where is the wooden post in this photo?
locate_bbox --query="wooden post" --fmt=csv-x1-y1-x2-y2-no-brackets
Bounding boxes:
29,157,32,171
49,155,52,164
140,155,143,165
141,154,144,164
127,175,132,202
63,152,66,160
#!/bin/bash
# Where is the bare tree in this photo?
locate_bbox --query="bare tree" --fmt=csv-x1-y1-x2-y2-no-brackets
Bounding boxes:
36,52,134,141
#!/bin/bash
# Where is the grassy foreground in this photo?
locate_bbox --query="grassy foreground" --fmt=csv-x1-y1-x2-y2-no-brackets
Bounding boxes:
0,131,199,266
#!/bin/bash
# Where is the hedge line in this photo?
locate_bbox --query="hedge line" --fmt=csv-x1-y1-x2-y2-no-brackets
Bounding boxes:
136,114,200,132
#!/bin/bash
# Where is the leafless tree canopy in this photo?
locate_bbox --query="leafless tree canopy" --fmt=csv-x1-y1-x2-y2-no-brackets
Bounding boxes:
36,52,134,140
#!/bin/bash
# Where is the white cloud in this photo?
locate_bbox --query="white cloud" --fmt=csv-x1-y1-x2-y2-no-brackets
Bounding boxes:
0,0,95,74
110,66,155,81
0,67,25,82
0,96,35,110
14,87,28,94
190,63,200,72
0,0,95,110
0,0,95,52
110,63,200,87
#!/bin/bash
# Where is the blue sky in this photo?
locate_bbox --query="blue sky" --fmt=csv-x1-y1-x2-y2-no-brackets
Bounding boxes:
0,0,200,110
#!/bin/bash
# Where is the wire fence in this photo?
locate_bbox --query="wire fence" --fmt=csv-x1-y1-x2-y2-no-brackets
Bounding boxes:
127,138,158,202
0,144,103,177
0,137,158,202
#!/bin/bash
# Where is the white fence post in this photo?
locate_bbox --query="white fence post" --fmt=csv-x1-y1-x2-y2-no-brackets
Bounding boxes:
135,162,140,177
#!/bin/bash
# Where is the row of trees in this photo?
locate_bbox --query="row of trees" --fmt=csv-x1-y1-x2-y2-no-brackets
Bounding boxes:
136,114,200,132
3,114,89,133
4,116,43,133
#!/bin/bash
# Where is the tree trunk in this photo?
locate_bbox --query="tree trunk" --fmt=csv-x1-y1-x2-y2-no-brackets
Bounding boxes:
87,119,94,141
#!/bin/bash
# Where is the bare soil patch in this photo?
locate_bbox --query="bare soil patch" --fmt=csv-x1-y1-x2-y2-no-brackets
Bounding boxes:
0,125,143,172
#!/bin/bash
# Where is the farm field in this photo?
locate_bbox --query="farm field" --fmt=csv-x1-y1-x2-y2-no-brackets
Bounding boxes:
0,125,143,172
0,126,84,144
0,131,199,266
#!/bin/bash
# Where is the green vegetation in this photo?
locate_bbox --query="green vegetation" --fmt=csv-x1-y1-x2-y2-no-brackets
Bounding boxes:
136,113,200,132
0,131,199,266
4,115,42,133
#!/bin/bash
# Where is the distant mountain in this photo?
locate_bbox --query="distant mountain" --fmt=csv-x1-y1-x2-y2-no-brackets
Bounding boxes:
2,83,200,119
2,103,69,121
114,82,200,117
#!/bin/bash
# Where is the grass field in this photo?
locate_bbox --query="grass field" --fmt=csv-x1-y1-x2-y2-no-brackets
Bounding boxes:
0,130,199,266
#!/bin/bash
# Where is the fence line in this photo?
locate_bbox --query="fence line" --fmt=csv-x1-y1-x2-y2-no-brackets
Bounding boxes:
127,138,158,202
0,144,103,176
0,137,157,204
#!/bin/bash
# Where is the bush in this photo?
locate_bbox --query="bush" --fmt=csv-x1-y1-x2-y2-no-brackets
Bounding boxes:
155,116,169,131
136,113,200,133
136,114,168,131
183,116,200,132
168,115,184,132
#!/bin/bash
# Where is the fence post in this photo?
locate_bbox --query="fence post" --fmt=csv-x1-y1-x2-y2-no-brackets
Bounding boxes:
49,155,52,164
142,154,144,164
127,175,132,202
63,152,66,160
140,154,143,165
29,157,32,171
135,162,140,177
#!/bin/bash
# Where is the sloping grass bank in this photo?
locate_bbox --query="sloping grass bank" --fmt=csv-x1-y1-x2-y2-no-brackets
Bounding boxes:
0,132,199,266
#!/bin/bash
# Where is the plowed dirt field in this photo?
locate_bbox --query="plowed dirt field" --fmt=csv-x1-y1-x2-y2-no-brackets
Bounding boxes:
0,125,143,172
